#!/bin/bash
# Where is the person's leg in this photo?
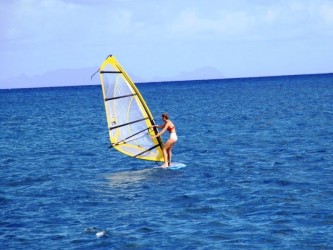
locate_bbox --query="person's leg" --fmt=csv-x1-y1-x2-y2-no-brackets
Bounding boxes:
167,148,172,165
163,139,176,167
167,144,175,165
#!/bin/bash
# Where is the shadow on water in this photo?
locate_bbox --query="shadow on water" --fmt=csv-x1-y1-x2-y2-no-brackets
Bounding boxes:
106,167,156,189
104,162,187,190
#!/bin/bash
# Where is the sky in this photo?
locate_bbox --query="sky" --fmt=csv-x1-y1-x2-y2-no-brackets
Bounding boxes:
1,0,333,89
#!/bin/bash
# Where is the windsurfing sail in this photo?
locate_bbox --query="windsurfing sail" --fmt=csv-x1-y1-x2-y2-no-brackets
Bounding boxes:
99,55,164,162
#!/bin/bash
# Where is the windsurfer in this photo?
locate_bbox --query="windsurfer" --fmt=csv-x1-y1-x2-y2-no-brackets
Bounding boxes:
151,113,177,168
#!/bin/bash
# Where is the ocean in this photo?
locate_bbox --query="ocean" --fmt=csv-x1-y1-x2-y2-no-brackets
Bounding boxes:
1,74,333,249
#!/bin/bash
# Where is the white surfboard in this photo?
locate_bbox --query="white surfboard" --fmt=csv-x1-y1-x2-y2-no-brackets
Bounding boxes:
154,162,187,170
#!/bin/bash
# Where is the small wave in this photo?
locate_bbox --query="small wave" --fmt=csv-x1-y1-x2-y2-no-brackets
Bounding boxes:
84,227,108,238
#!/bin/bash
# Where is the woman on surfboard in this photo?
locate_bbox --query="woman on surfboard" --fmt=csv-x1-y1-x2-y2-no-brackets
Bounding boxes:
151,113,177,168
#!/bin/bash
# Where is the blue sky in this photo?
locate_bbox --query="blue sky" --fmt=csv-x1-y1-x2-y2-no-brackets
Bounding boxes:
1,0,333,88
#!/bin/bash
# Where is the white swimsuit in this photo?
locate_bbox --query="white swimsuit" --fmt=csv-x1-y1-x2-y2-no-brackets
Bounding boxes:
170,132,178,141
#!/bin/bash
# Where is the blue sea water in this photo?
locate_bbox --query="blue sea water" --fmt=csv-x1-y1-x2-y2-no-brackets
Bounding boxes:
1,74,333,249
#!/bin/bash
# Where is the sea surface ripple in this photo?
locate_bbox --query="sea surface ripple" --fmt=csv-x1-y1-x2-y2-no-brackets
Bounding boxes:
1,74,333,249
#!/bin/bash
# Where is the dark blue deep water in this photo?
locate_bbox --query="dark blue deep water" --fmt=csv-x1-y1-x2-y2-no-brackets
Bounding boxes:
1,74,333,249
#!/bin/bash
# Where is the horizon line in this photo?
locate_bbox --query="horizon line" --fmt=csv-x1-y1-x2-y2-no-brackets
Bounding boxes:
1,72,332,90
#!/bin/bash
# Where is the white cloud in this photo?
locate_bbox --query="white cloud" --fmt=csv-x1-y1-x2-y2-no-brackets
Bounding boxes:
167,1,333,41
167,9,254,37
319,2,333,24
263,7,281,23
1,0,333,88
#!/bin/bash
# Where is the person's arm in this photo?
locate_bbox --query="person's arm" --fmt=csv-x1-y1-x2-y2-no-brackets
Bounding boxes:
151,124,164,129
151,122,169,138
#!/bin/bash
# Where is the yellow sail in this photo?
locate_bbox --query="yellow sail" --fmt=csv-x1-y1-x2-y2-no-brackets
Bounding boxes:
99,55,164,162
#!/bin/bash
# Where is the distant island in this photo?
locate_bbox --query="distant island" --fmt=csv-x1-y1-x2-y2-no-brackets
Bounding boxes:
1,67,331,90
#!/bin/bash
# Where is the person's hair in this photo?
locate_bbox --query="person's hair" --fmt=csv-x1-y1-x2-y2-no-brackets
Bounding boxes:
162,113,169,119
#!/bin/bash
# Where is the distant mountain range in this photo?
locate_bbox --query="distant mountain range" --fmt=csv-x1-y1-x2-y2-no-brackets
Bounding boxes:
0,66,225,89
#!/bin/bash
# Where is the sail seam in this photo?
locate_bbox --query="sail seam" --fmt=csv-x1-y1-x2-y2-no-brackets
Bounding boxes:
112,128,149,147
105,93,137,101
100,70,122,74
109,117,148,131
134,144,159,158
